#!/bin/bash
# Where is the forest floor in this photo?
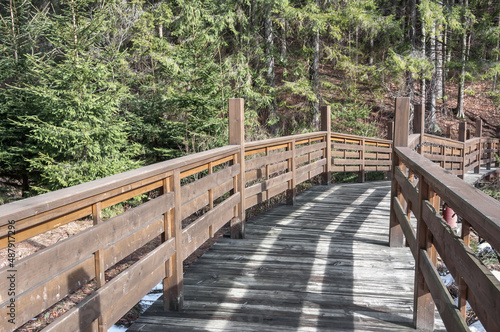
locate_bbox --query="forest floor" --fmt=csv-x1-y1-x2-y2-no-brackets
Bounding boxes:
1,67,500,331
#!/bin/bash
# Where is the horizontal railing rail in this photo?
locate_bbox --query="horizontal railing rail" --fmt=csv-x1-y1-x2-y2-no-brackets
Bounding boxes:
0,100,393,332
390,98,500,332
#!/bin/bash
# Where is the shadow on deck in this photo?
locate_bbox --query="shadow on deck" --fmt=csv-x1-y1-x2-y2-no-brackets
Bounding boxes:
129,181,447,331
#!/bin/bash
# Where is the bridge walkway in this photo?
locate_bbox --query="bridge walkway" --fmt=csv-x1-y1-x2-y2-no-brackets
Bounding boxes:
130,181,448,331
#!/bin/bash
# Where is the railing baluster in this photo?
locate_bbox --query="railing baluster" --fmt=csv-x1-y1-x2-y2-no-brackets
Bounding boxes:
229,98,245,239
414,178,436,330
92,202,105,332
459,122,467,179
458,219,471,319
164,169,183,310
475,119,482,173
359,138,365,183
286,139,296,206
389,97,409,247
208,162,214,237
321,105,331,185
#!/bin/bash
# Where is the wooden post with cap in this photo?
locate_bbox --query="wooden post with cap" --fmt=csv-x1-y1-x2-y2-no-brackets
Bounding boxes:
229,98,246,239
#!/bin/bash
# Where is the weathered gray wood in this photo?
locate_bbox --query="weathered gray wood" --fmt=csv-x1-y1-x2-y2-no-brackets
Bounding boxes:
396,147,500,253
422,202,500,332
229,98,246,239
129,182,445,332
392,197,416,257
394,98,410,147
419,249,468,332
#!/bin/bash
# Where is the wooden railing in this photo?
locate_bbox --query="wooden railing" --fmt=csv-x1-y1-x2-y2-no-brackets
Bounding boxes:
0,99,393,332
389,98,500,332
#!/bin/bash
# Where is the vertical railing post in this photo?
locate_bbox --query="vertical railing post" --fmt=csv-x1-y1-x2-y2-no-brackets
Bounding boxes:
287,139,296,205
387,121,394,180
496,128,500,167
458,219,471,319
413,104,425,155
358,138,365,183
474,119,482,173
164,170,183,310
459,122,467,179
229,98,245,239
414,178,437,330
321,105,331,185
487,140,492,170
92,202,105,332
389,97,409,247
387,121,394,141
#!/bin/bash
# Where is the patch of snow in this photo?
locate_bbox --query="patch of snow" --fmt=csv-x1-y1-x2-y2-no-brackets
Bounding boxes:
492,270,500,282
138,292,163,313
477,242,493,256
440,273,455,287
469,320,486,332
453,297,472,311
107,281,164,331
151,281,163,291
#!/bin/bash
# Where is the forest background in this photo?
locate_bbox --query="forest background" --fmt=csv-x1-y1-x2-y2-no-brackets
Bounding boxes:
1,0,500,198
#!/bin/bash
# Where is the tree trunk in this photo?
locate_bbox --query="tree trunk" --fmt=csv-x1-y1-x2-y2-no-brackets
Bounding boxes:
436,27,443,101
407,0,416,102
428,25,437,131
265,5,278,135
279,17,286,63
421,10,426,106
310,0,320,130
369,33,374,65
410,0,417,48
457,0,468,118
494,12,500,91
310,26,320,130
22,173,29,198
442,21,447,100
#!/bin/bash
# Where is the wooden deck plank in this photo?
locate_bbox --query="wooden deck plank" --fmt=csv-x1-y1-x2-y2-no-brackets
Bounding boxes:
129,181,446,331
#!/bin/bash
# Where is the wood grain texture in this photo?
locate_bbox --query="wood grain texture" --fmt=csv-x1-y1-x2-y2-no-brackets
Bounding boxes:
0,146,238,226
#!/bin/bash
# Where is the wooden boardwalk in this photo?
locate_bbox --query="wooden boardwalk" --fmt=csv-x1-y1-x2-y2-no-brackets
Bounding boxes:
130,181,446,331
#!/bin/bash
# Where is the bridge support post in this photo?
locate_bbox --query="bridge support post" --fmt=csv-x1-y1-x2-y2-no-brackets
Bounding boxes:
389,97,409,248
459,122,467,179
497,128,500,167
413,178,437,331
229,98,246,239
386,121,394,180
321,105,331,185
287,139,296,205
475,119,482,173
163,169,184,311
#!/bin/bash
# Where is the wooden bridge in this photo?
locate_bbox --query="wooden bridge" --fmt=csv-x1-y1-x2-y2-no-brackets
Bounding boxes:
1,98,499,331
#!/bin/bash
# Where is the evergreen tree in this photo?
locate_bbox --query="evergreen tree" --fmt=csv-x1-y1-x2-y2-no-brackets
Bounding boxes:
0,0,46,196
20,0,141,192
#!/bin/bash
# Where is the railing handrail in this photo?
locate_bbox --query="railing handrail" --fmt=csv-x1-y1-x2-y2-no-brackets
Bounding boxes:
390,98,500,332
396,146,500,248
0,145,240,226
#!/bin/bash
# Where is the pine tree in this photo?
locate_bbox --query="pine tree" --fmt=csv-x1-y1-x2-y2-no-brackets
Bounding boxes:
20,0,142,192
0,0,46,196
